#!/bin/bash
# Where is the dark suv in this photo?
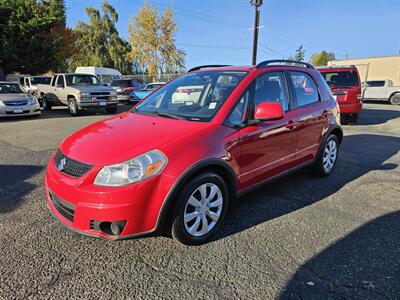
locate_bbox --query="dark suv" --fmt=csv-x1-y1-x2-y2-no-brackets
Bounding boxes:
46,60,343,245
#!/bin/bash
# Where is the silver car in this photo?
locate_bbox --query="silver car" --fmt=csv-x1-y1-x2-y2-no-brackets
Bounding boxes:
0,82,41,118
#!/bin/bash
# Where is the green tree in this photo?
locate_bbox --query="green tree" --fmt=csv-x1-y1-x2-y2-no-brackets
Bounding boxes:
0,0,71,74
309,50,336,66
127,1,185,80
70,1,131,74
288,45,305,61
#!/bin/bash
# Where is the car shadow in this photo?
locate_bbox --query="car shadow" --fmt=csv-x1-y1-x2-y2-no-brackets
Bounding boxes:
357,107,400,125
0,165,43,213
215,134,399,241
278,211,400,299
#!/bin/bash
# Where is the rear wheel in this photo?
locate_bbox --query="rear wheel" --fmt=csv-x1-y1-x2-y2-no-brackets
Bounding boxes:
312,134,339,177
41,96,52,110
106,106,118,114
171,173,229,245
389,93,400,105
68,98,79,116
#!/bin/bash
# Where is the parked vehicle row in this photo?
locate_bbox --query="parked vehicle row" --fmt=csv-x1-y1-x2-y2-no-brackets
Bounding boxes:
45,60,343,245
130,82,166,101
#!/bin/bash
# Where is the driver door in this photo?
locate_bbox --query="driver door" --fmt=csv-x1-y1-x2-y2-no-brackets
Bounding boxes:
233,71,299,190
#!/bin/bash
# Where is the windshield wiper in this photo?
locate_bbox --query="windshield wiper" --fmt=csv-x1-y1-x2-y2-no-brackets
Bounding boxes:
154,111,186,120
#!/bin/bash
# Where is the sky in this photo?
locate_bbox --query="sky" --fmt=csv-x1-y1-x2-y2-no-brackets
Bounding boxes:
65,0,400,69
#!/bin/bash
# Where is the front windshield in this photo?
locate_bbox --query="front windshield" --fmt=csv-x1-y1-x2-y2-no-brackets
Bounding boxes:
30,77,51,85
321,71,359,88
0,83,24,94
134,71,248,122
65,74,100,86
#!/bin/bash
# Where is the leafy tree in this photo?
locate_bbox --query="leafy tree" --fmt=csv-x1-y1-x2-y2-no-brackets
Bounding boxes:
0,0,71,74
288,44,305,62
127,1,185,80
309,50,336,66
70,1,131,74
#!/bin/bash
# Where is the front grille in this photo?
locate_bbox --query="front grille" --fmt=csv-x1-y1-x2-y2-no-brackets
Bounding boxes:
49,191,75,222
90,92,111,96
3,100,28,106
53,150,93,178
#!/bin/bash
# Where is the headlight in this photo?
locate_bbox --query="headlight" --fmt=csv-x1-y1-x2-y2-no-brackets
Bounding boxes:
94,150,167,186
81,92,90,97
28,96,38,105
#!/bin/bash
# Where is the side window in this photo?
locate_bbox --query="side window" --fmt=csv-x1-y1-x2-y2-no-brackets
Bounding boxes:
226,88,251,127
290,71,319,107
254,72,289,111
56,75,64,87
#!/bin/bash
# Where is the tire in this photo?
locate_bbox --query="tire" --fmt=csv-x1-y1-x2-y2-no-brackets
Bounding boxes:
346,113,358,125
68,98,80,116
311,134,339,177
171,172,229,246
389,93,400,105
106,106,118,114
41,96,52,111
340,114,348,125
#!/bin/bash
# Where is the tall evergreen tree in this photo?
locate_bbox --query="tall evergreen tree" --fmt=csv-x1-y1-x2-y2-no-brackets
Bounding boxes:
0,0,71,74
70,1,131,74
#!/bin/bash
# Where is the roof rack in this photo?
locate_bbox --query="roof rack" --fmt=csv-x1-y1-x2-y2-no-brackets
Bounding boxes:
256,60,315,69
188,65,232,72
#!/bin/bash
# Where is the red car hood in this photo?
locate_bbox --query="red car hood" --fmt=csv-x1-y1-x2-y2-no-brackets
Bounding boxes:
60,112,208,166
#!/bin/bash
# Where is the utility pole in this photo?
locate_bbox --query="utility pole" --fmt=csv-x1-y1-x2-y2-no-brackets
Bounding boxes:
250,0,263,65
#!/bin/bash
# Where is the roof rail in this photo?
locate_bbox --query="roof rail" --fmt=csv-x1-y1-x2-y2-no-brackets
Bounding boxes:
188,65,232,72
256,60,315,69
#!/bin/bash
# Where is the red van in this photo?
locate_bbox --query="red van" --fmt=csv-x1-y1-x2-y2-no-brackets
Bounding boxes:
318,66,362,124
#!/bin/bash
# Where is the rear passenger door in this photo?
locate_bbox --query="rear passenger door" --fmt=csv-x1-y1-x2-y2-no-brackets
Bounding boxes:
288,71,329,163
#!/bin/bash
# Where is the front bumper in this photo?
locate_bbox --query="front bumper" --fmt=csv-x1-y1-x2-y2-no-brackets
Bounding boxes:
45,153,175,240
77,100,118,109
116,93,130,102
0,103,41,117
338,102,362,114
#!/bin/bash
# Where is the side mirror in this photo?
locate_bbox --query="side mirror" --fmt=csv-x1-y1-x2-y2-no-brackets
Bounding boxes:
254,102,284,121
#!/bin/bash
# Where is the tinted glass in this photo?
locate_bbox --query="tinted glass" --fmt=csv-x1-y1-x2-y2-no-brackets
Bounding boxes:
290,71,319,107
65,75,100,86
0,83,24,93
321,71,359,87
226,88,250,127
110,80,131,88
56,75,64,87
366,81,385,87
30,77,51,85
135,71,248,122
254,72,289,111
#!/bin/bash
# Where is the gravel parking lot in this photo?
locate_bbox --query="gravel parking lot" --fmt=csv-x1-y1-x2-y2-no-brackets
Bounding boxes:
0,102,399,299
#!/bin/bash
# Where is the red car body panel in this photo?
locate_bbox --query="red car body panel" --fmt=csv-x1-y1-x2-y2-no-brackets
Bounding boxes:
318,66,362,115
46,64,342,239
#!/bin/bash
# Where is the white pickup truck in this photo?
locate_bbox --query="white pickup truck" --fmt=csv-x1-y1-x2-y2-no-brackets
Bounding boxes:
37,73,118,116
363,79,400,105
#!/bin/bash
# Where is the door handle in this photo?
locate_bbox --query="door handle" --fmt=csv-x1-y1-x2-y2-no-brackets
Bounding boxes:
286,120,298,130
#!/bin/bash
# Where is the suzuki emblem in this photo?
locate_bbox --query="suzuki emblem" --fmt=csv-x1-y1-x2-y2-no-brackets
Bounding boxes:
57,158,67,171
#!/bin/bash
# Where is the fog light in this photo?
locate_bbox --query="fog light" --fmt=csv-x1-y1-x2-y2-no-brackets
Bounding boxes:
99,220,127,237
111,222,122,236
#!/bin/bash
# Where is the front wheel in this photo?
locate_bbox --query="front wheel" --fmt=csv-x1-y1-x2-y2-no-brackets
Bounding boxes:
68,98,80,116
389,93,400,105
171,173,229,245
106,106,118,114
41,96,52,110
311,134,339,177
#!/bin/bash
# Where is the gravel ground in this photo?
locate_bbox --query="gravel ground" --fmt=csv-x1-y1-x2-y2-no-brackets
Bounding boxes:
0,102,399,299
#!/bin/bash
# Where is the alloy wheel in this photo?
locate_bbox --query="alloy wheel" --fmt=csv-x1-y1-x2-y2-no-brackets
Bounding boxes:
183,183,223,237
323,139,337,173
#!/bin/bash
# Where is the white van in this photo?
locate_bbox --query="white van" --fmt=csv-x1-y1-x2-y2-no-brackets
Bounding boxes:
75,67,123,85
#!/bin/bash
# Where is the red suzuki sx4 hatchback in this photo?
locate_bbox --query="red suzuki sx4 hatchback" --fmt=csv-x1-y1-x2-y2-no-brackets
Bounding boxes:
46,60,343,245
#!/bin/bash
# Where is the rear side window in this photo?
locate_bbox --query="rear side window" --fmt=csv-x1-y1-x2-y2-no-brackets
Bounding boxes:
290,71,319,107
366,81,385,87
254,72,289,111
321,71,359,87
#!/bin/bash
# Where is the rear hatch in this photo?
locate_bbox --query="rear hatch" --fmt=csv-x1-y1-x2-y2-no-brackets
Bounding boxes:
320,68,361,104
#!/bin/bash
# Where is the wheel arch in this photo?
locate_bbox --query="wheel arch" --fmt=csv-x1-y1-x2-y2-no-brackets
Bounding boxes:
155,158,238,234
389,91,400,101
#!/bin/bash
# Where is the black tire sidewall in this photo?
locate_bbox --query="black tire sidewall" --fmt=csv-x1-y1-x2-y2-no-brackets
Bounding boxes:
171,172,229,245
106,106,118,114
42,96,51,110
313,134,339,176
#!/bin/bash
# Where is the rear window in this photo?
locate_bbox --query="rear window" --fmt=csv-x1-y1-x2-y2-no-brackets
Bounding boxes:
320,71,359,88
